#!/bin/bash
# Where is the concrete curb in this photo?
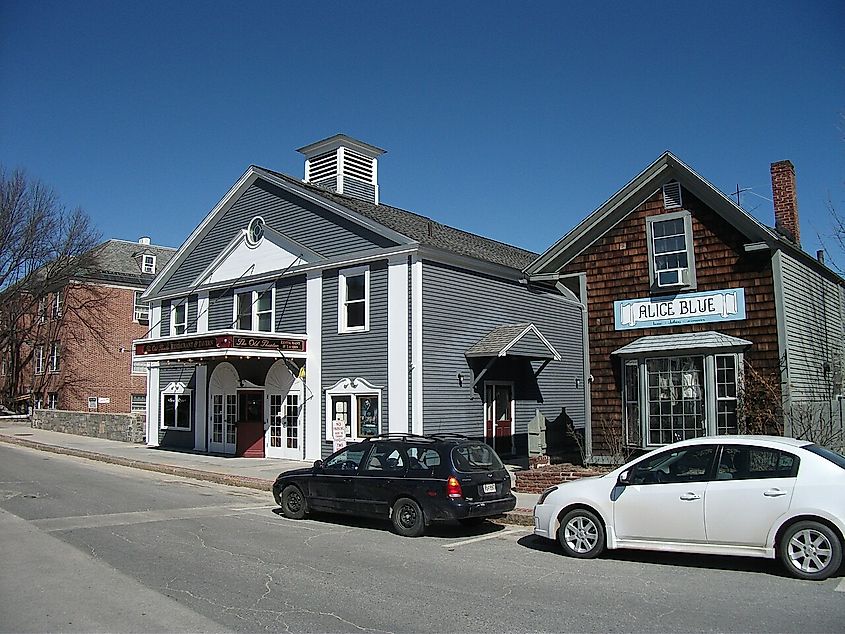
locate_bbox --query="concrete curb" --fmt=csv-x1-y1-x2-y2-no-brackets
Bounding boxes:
0,433,536,526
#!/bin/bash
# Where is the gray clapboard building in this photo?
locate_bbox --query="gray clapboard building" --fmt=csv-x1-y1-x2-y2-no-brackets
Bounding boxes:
136,135,585,461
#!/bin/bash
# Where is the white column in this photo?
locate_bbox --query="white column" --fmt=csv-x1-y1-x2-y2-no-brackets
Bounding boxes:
411,256,424,435
147,365,160,447
194,364,207,451
196,292,209,333
304,271,323,461
387,256,410,433
150,303,162,337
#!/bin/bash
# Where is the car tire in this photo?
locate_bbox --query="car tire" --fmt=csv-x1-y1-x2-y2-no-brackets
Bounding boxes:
281,485,308,520
557,509,605,559
779,520,843,581
392,497,425,537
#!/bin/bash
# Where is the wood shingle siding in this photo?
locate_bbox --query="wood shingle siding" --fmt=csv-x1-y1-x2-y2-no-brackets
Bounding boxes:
559,189,781,455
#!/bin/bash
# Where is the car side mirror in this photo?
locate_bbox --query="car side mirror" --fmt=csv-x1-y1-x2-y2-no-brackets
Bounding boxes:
312,459,323,471
617,469,633,486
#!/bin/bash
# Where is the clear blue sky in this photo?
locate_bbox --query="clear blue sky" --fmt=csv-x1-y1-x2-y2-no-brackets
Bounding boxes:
2,1,843,265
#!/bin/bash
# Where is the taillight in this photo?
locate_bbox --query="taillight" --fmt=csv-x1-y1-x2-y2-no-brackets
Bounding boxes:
446,475,463,498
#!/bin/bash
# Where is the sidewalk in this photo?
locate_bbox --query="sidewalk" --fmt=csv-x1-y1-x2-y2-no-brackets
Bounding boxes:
0,419,537,526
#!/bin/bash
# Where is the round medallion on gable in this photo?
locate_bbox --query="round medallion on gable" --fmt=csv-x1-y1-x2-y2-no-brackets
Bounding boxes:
246,216,265,247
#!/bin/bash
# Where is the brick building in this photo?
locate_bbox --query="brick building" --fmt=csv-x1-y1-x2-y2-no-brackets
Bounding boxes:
1,238,175,414
525,154,845,462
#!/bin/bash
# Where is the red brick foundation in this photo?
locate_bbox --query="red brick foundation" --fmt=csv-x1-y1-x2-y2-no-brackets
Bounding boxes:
514,463,607,493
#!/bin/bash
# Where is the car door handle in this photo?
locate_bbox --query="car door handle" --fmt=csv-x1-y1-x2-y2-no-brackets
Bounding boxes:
763,489,787,497
679,493,701,501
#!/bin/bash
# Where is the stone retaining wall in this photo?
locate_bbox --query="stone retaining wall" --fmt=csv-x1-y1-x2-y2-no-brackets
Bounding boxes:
32,410,145,444
514,463,607,493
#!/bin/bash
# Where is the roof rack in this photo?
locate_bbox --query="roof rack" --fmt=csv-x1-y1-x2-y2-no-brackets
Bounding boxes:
427,433,473,441
361,433,437,443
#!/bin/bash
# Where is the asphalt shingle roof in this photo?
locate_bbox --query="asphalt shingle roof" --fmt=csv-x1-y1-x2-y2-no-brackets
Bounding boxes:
257,168,537,270
612,331,752,355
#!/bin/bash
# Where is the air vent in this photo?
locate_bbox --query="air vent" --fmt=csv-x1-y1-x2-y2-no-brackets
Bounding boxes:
656,267,689,288
298,135,385,204
662,182,683,209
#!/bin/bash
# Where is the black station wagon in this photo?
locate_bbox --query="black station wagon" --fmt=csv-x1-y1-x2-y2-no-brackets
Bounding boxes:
272,433,517,536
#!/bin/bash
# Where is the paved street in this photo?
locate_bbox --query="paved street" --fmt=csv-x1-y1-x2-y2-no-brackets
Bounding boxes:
1,442,843,633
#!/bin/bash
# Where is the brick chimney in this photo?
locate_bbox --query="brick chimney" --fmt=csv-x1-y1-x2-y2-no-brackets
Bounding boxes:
770,160,800,245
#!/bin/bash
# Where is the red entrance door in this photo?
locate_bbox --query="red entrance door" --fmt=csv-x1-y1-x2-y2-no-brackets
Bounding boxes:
236,391,265,458
485,383,513,456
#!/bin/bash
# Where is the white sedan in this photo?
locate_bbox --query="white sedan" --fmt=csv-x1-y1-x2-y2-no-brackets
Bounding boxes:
533,435,845,580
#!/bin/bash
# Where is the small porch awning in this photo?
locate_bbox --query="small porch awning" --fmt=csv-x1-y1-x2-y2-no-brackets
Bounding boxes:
612,331,752,356
133,331,307,364
466,323,561,361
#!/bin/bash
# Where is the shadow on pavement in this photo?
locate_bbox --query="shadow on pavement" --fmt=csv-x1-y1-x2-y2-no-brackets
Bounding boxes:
515,534,845,580
270,506,509,539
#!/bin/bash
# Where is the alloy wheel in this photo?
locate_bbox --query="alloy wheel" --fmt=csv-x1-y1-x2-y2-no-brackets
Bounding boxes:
787,527,834,574
564,516,599,554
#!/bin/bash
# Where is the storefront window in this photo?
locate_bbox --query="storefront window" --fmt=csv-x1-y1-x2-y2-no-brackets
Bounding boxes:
646,356,705,445
162,392,191,429
325,378,382,441
622,352,742,447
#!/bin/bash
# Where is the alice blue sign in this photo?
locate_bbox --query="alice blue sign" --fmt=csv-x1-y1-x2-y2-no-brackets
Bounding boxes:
614,288,746,330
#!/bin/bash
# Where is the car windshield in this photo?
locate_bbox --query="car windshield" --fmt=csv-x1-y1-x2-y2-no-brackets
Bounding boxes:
451,443,504,472
805,444,845,470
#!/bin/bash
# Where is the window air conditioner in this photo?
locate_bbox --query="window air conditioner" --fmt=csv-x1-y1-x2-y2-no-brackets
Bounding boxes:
656,267,689,288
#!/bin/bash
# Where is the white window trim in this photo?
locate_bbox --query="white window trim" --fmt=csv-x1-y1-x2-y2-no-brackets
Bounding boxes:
131,351,147,375
170,300,188,335
621,350,744,448
338,266,370,333
130,394,147,413
48,342,60,373
324,377,382,441
47,392,58,409
142,254,156,274
232,285,276,333
160,382,192,430
53,291,63,319
134,291,149,324
34,345,44,375
645,210,697,291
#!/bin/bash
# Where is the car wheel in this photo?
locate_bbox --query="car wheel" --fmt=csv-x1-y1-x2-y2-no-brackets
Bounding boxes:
281,485,308,520
557,509,605,559
779,520,842,580
392,497,425,537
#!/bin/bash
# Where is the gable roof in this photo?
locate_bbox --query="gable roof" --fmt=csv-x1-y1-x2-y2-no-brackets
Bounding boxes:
524,151,842,283
465,323,561,361
257,168,537,270
146,166,538,299
76,239,176,287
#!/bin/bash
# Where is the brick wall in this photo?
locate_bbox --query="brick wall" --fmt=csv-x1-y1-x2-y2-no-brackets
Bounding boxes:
55,283,150,413
559,188,781,456
514,463,607,493
32,409,146,443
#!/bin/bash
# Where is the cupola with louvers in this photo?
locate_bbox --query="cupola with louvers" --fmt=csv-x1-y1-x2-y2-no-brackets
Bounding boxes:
297,134,386,204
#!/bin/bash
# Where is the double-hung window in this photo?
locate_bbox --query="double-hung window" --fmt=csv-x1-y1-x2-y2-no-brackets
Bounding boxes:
142,254,156,274
47,392,58,409
131,394,146,413
338,266,369,333
171,301,188,335
235,287,274,332
646,210,696,290
49,342,60,372
134,291,149,324
53,291,63,319
34,345,44,375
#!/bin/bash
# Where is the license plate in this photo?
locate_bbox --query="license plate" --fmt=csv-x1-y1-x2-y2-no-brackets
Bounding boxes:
482,483,496,494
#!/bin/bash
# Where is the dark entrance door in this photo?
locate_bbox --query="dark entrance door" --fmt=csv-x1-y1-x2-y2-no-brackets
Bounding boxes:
237,390,265,457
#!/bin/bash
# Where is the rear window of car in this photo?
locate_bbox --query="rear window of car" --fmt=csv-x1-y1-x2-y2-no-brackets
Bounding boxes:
805,444,845,470
451,443,504,472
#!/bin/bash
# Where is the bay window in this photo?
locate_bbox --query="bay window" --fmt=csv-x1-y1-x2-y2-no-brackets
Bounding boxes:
621,351,742,448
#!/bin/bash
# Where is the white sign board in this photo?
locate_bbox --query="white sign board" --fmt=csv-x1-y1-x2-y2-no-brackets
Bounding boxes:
332,418,347,452
97,397,111,404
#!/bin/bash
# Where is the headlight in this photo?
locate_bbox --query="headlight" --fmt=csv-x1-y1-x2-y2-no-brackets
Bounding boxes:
537,485,559,505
